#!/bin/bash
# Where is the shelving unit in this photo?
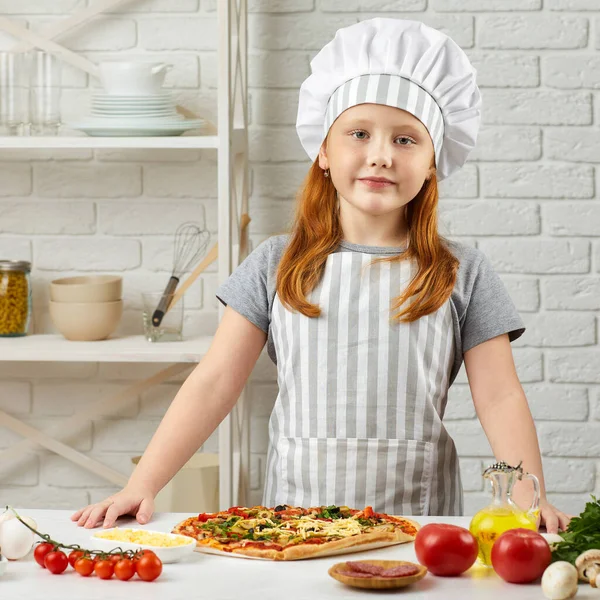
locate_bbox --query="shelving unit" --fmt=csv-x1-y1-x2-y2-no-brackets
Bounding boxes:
0,127,248,151
0,334,213,363
0,135,220,149
0,0,250,510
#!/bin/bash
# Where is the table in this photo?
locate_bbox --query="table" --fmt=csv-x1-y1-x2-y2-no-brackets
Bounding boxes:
0,509,587,599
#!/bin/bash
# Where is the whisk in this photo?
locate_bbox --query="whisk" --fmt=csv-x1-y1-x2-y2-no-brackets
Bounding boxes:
152,222,211,327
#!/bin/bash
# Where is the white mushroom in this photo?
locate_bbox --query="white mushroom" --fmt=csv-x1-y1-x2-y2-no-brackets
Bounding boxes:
575,550,600,583
541,532,566,552
541,562,579,600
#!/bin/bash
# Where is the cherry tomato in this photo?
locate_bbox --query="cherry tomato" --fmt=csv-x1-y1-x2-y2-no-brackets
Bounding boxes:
491,528,551,584
109,553,123,566
94,559,115,580
44,550,69,574
136,553,163,581
414,523,479,576
114,558,136,581
34,542,55,568
133,549,156,563
198,512,213,522
74,557,95,577
68,550,84,568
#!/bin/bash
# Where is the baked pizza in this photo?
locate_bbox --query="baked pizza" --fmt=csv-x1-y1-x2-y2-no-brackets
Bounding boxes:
172,504,420,561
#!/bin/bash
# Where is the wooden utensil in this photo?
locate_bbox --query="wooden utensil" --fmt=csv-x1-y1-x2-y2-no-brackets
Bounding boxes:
328,560,427,590
166,213,251,315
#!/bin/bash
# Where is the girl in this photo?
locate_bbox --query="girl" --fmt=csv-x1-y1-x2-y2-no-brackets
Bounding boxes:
73,18,572,534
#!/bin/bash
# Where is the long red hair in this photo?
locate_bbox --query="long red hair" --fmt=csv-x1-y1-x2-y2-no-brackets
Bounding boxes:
276,159,459,323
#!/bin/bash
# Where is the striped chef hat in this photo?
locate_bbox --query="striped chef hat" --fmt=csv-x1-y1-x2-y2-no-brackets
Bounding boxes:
296,18,482,181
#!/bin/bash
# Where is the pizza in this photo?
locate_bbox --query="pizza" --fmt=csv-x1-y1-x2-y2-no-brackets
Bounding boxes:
172,504,420,561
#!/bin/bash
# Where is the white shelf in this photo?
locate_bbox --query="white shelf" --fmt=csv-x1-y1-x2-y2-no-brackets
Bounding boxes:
0,135,219,149
0,334,212,362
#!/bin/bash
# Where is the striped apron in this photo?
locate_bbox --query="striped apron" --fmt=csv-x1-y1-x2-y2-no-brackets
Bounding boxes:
262,249,463,516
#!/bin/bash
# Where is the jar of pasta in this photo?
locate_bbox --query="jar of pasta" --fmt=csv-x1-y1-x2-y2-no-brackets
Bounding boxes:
0,260,31,336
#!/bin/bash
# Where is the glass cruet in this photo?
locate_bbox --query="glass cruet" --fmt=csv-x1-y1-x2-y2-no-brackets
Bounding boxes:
468,460,540,566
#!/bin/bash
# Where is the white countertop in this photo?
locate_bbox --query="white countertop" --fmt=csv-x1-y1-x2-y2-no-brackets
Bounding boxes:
0,509,589,600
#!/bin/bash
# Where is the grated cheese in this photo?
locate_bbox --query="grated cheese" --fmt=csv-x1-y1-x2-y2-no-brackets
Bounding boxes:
95,528,190,547
229,514,368,541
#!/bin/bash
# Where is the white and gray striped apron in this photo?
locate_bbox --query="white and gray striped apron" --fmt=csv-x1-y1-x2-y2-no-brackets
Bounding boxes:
262,248,463,516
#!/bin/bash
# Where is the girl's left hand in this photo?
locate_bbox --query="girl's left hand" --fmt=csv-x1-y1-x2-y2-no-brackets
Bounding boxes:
538,499,574,534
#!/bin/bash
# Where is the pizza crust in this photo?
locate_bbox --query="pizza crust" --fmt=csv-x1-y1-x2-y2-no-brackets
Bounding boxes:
279,529,415,561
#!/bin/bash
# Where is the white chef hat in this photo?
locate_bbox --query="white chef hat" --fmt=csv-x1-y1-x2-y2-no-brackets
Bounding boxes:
296,18,482,181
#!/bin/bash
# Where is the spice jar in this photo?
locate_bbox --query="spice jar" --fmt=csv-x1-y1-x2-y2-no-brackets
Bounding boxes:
0,260,31,336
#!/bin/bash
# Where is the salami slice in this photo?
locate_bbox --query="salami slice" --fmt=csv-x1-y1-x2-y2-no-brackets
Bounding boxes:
338,570,373,578
380,564,421,577
345,561,385,575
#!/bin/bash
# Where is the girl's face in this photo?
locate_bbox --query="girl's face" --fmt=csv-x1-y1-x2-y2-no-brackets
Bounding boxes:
319,103,435,217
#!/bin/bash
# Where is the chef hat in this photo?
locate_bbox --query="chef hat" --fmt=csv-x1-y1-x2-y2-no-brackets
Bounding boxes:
296,18,482,181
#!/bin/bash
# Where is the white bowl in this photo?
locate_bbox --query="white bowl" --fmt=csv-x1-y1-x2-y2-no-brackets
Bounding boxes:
89,528,196,563
98,61,172,96
0,554,7,577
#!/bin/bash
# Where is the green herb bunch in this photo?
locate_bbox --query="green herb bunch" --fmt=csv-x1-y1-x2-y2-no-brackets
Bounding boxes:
552,495,600,565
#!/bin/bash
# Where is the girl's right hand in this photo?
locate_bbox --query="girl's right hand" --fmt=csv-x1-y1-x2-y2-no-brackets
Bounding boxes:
70,486,155,529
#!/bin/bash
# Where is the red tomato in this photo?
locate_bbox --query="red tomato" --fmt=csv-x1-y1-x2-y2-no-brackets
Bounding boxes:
491,528,551,584
34,542,55,568
68,550,84,568
136,554,163,582
44,550,69,574
109,553,123,566
133,549,156,564
415,523,479,576
74,557,95,577
94,559,114,580
114,558,136,581
198,512,214,522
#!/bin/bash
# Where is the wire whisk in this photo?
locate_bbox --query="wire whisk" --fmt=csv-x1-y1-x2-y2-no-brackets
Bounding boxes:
152,222,211,327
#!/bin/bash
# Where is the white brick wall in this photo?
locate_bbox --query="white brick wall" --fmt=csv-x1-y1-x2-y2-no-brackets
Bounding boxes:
0,0,598,517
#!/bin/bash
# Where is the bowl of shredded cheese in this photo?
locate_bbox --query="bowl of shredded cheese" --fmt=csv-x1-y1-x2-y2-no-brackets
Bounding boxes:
90,528,196,563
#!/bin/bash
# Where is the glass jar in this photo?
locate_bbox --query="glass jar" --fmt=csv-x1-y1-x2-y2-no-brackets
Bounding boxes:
0,260,31,336
469,460,540,566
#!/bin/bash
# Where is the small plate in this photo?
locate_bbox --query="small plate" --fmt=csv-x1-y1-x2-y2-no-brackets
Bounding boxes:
92,100,173,107
92,93,172,100
328,560,427,590
66,118,206,137
89,113,183,121
89,528,196,563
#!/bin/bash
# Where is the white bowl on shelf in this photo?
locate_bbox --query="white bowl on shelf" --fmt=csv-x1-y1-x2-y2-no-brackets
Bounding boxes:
89,528,196,563
98,61,172,96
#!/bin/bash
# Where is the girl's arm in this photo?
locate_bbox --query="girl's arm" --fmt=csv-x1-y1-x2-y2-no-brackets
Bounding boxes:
71,306,267,528
464,334,573,533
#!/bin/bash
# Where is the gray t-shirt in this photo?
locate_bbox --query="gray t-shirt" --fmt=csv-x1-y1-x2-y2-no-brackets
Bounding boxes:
216,234,525,386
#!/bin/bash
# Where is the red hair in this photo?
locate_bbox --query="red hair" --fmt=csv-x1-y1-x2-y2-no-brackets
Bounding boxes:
276,159,458,323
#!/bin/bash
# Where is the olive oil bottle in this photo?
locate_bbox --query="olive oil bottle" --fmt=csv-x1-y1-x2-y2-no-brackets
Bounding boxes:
469,461,540,566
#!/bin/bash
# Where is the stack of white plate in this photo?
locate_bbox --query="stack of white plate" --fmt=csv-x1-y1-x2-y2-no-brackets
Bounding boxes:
67,91,205,137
